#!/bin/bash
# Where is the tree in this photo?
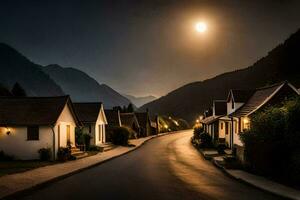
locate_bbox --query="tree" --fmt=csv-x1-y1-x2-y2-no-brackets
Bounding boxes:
113,106,122,112
0,84,12,96
127,103,134,112
11,82,26,96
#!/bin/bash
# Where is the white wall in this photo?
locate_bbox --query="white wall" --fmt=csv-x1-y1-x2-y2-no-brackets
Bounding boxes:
219,121,225,138
0,126,53,160
0,104,77,160
94,106,107,145
54,104,76,153
224,122,231,147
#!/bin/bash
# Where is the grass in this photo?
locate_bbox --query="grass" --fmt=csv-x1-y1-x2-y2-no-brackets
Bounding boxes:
0,151,104,177
0,160,56,177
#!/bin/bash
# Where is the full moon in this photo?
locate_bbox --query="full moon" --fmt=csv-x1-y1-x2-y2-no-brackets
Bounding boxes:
195,22,207,33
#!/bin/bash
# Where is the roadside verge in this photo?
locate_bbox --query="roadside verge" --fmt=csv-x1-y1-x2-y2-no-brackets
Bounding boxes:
195,145,300,200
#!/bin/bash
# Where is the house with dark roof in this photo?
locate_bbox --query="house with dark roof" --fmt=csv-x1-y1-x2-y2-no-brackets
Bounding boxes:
135,112,152,137
120,113,140,138
228,81,299,150
200,100,227,144
0,96,81,160
73,102,107,146
104,109,122,142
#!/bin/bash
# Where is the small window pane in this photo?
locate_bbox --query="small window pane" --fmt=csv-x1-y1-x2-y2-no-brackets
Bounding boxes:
27,126,39,140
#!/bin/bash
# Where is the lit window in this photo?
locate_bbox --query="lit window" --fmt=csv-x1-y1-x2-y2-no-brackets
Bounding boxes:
243,117,250,130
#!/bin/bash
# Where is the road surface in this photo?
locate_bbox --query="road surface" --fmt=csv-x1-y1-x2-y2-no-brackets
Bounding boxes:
19,130,283,200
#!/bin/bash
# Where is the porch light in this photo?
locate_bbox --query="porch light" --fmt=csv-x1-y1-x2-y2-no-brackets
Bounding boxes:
196,119,200,123
243,118,249,124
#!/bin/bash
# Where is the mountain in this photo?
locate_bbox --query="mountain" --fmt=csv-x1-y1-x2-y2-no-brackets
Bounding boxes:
0,43,64,96
139,29,300,123
43,65,132,108
124,94,156,108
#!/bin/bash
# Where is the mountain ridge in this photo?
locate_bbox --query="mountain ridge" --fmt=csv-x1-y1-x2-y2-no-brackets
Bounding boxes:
139,29,300,122
0,43,64,96
43,64,132,108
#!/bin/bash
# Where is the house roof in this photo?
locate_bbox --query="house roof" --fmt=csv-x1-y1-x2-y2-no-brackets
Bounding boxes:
105,109,121,127
0,96,80,126
231,82,299,118
227,89,255,103
213,100,227,115
120,113,139,128
135,112,150,129
73,102,102,123
200,115,223,124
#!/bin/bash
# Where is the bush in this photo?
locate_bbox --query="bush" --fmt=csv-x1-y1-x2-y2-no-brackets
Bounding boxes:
83,133,92,149
0,150,14,161
239,105,290,177
38,148,52,161
75,128,84,144
111,127,130,146
88,145,103,152
193,126,203,139
199,132,212,148
57,147,71,162
216,144,226,154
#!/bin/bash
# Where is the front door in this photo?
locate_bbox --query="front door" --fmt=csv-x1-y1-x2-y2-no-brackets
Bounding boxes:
98,125,101,143
66,125,70,144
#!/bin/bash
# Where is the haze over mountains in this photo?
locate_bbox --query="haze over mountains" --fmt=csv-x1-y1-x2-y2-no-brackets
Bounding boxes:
139,29,300,123
124,94,156,108
43,65,131,107
0,44,131,108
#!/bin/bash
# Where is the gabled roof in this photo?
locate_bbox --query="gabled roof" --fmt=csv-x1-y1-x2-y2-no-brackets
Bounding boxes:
0,96,80,126
120,113,139,128
227,89,255,103
213,100,227,115
73,102,103,123
135,112,150,129
105,109,121,127
200,115,223,125
231,81,299,118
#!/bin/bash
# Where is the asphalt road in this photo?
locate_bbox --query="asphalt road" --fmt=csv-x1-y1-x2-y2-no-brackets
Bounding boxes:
19,130,283,200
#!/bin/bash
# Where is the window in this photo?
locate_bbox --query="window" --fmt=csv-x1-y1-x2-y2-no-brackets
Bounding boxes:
27,126,39,140
225,122,229,135
221,123,223,129
88,125,92,133
232,101,234,109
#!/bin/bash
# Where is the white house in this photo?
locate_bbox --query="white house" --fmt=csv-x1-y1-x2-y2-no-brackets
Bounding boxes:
200,100,227,144
73,102,108,145
0,96,81,160
219,89,255,148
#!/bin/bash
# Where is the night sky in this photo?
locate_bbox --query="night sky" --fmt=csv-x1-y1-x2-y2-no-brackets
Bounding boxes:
1,0,300,97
